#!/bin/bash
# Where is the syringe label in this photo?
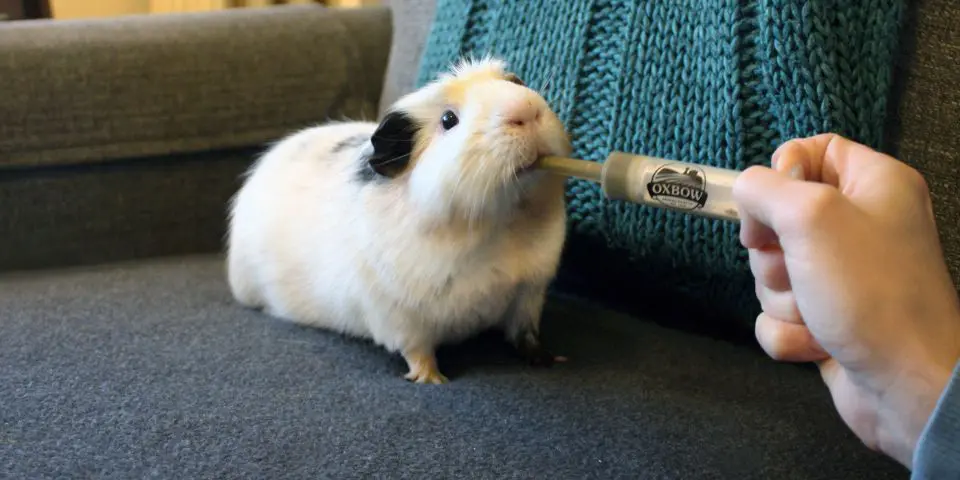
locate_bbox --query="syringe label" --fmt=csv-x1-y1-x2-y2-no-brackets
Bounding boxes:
645,163,709,211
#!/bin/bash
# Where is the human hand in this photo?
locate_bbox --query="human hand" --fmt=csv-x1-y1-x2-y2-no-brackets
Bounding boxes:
732,133,960,469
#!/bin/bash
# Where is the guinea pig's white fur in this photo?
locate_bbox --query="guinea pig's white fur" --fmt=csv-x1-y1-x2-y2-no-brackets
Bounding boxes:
226,57,571,384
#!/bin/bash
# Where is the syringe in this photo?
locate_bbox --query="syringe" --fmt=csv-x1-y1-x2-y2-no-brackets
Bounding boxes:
535,152,742,222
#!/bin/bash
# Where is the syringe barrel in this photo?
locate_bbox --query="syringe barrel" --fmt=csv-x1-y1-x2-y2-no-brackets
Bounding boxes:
601,152,741,222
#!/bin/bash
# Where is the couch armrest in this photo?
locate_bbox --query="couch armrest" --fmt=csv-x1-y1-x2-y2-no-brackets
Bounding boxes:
0,5,392,168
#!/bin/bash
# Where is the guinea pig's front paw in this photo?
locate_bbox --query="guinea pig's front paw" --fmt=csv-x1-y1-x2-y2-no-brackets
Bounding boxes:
401,348,449,384
513,330,567,367
404,367,449,385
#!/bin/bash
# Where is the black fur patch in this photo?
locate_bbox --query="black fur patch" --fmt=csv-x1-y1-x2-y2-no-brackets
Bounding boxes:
504,72,525,86
366,110,418,179
332,134,369,153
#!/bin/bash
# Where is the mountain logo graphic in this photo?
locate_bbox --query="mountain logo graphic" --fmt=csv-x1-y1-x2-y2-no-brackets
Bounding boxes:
646,164,709,211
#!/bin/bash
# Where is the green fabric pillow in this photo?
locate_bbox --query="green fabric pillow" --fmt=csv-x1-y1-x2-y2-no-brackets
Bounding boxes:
415,1,906,330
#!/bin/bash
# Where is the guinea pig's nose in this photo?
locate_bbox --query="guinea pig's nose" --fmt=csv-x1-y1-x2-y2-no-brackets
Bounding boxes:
502,99,542,127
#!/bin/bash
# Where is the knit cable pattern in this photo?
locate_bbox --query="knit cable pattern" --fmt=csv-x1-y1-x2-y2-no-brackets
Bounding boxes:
416,0,905,327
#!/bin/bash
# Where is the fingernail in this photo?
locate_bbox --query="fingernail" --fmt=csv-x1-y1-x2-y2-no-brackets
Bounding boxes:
788,164,805,181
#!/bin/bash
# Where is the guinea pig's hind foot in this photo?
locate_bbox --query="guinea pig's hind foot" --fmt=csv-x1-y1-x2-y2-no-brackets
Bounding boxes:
401,348,448,384
512,330,568,367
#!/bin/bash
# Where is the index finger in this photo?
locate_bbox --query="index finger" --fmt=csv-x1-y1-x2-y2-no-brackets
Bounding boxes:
733,165,822,248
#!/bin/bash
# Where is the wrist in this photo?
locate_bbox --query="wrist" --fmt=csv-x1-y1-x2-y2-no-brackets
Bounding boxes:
874,352,958,468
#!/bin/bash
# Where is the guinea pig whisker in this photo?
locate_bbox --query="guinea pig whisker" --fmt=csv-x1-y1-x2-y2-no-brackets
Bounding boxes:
483,163,500,214
511,168,525,196
471,165,486,220
448,170,466,218
476,161,496,223
539,67,558,98
460,166,480,231
370,135,416,143
374,153,412,167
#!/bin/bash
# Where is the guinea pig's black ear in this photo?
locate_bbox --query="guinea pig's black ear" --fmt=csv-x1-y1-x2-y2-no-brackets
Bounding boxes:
367,110,418,178
504,72,525,86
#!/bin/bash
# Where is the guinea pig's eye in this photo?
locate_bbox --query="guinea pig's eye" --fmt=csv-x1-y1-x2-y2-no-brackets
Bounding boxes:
440,110,459,131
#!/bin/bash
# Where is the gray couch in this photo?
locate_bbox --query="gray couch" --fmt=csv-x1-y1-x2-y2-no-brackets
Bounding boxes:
1,2,956,478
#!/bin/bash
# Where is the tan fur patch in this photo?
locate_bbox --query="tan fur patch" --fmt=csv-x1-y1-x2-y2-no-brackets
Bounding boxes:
439,59,513,108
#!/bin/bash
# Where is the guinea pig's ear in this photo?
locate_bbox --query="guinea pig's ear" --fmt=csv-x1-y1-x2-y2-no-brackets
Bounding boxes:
504,72,525,86
367,110,418,178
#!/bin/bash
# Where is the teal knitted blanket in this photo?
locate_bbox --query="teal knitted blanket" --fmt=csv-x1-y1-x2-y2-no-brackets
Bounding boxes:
416,1,906,329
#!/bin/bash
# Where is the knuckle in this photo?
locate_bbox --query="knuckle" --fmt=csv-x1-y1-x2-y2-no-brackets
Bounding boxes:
735,165,768,191
755,254,790,292
756,282,801,322
899,164,931,197
754,279,767,299
821,132,845,155
758,261,780,289
787,184,840,229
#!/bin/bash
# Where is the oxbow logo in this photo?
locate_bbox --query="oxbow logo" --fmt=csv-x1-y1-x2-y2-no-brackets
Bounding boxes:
646,164,708,211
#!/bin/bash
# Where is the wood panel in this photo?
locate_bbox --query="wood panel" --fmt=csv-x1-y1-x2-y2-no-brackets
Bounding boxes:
149,0,231,13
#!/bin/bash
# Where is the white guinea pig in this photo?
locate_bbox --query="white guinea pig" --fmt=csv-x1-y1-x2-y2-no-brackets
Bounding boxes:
225,57,572,384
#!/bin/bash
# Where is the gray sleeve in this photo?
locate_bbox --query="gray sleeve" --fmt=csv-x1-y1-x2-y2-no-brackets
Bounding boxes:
912,359,960,479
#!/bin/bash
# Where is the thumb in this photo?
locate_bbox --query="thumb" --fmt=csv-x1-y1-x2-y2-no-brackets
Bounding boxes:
771,133,891,189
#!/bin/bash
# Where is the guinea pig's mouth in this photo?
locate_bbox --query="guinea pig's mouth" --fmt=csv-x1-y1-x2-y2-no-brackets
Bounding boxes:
515,162,537,175
514,155,541,176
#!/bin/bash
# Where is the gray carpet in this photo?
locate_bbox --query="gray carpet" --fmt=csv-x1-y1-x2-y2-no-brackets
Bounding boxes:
0,255,907,479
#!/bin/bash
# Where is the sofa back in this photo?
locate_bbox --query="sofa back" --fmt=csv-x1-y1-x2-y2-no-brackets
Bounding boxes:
0,5,392,272
379,0,436,114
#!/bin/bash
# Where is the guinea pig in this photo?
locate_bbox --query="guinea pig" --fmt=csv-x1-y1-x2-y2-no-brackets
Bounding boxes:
225,56,572,384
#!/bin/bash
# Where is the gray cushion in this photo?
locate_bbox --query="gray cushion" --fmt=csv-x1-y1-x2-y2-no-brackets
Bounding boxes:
378,0,436,114
0,5,391,169
0,148,253,272
0,255,906,479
